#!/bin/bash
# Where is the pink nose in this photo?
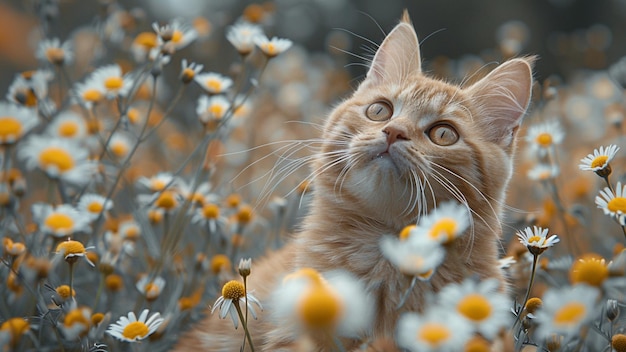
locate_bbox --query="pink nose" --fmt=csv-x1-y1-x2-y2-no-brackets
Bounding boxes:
383,125,409,145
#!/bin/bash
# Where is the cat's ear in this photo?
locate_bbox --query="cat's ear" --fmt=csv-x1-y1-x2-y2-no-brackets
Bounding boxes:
366,10,421,84
466,57,535,149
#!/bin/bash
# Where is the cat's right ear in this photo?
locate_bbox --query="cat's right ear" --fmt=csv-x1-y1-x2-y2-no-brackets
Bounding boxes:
366,10,421,84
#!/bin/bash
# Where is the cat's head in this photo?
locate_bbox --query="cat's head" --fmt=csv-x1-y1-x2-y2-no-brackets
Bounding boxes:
313,11,534,229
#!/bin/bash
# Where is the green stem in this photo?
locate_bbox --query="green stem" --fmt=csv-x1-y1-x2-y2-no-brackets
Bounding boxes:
234,301,255,352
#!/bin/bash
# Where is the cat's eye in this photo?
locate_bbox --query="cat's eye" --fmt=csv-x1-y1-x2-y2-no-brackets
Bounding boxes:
365,101,393,121
428,124,459,146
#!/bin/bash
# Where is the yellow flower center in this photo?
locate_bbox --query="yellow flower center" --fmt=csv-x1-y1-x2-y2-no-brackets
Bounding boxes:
122,321,149,340
0,117,22,140
553,302,586,325
1,318,30,344
56,240,86,256
525,297,543,314
45,47,65,63
64,309,89,328
209,104,225,118
591,155,609,169
237,205,253,224
82,89,102,102
202,203,220,219
105,274,123,291
206,79,222,92
110,141,129,158
91,313,104,326
211,254,231,274
221,280,245,300
429,218,458,243
612,334,626,352
127,108,140,124
155,191,177,209
298,286,342,329
418,322,451,347
527,235,542,245
263,42,277,56
39,147,74,172
570,256,608,287
56,285,76,299
123,225,140,240
87,201,103,213
457,294,492,321
44,212,74,231
399,225,415,241
172,30,183,43
465,336,491,352
134,32,158,49
58,121,79,138
104,76,124,90
536,132,553,147
151,179,166,191
608,197,626,213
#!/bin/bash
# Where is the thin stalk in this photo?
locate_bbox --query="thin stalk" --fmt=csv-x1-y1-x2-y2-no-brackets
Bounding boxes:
234,301,255,352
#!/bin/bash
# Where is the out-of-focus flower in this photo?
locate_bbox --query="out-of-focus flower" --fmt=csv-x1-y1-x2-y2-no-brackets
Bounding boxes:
77,193,113,221
525,120,565,157
194,72,233,95
570,254,608,287
180,59,203,84
6,70,53,109
136,172,178,192
36,37,73,66
527,163,560,182
152,19,197,51
381,235,445,279
254,35,293,58
0,318,30,347
73,79,105,109
131,32,159,62
0,102,38,145
107,132,133,161
46,110,87,141
106,309,164,342
56,239,95,266
59,306,91,340
196,94,230,126
89,64,133,98
396,308,472,352
414,201,470,245
32,203,91,237
226,22,263,56
136,275,166,301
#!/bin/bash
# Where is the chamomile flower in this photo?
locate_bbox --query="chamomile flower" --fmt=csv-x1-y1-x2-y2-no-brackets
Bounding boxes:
194,72,233,95
533,284,600,341
525,120,565,156
106,309,164,342
77,193,113,221
31,203,91,237
46,110,87,141
136,172,178,192
415,201,470,245
136,275,166,301
130,32,158,62
579,144,619,176
152,19,198,50
107,132,133,161
180,59,203,84
254,35,293,58
18,135,97,186
197,94,230,126
6,70,53,109
3,238,26,257
212,280,262,329
89,65,133,98
516,226,560,256
527,163,560,181
396,308,472,352
569,254,608,287
36,37,73,66
437,278,511,339
73,79,105,109
59,306,91,340
226,22,264,56
596,182,626,218
0,318,30,347
56,239,95,266
381,235,445,279
191,202,226,234
0,102,38,145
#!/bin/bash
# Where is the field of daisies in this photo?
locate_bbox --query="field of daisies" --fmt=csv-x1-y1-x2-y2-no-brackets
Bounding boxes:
1,1,626,352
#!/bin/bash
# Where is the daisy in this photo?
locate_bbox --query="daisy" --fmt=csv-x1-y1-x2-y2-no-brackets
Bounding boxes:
3,238,26,257
194,72,233,95
73,79,105,109
525,120,565,156
46,110,87,141
527,163,560,181
106,132,133,161
77,193,113,221
180,59,203,84
6,70,53,109
396,308,472,352
191,202,226,234
0,317,30,347
578,144,619,176
106,309,164,342
136,275,166,301
152,19,198,51
212,280,263,329
380,235,445,279
516,226,560,256
31,203,91,238
18,135,97,186
196,94,230,126
254,35,293,58
0,102,39,145
226,22,264,56
596,181,626,218
59,306,91,340
533,284,600,341
569,254,608,287
36,37,73,66
130,32,158,62
415,201,470,245
437,278,511,339
136,172,178,192
89,64,133,98
56,239,95,266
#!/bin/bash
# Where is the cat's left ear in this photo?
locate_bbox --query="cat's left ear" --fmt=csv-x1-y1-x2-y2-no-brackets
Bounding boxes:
466,57,535,150
366,10,421,84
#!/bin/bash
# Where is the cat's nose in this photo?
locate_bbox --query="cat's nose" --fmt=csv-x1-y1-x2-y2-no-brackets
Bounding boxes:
383,125,409,145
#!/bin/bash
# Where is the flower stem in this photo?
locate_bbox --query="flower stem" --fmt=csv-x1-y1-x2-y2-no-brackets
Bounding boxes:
234,301,255,352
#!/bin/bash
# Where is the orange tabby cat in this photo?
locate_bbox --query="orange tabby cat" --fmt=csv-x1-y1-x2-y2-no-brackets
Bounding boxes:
175,10,534,351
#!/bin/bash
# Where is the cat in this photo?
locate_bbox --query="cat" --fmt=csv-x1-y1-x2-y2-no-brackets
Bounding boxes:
175,10,534,351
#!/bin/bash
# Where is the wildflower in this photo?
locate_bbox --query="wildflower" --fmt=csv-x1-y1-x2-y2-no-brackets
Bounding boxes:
0,318,30,347
533,284,600,340
36,37,73,66
210,254,231,274
0,102,38,145
18,136,97,186
596,182,626,218
381,235,445,279
579,144,619,177
239,258,251,277
527,163,560,181
152,20,197,51
194,72,233,95
56,239,95,266
396,308,472,352
118,219,141,242
136,172,178,192
77,193,113,221
106,309,164,342
131,32,158,62
73,79,105,109
516,226,560,256
59,306,91,340
55,285,76,301
32,203,91,237
136,275,166,301
415,201,470,244
226,22,264,56
525,120,565,156
569,254,608,287
89,64,132,98
254,35,293,58
105,274,124,292
6,70,53,109
437,278,510,339
46,111,87,141
212,280,262,329
180,59,203,84
3,238,26,257
196,94,230,126
525,297,543,314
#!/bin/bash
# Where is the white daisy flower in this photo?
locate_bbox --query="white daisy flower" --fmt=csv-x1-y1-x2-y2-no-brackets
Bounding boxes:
212,279,263,329
396,308,472,352
254,35,293,58
118,219,141,242
194,72,233,95
533,284,600,341
152,19,198,50
196,94,231,125
271,269,372,337
58,306,92,340
437,278,511,339
596,181,626,218
56,239,95,266
130,32,158,62
18,135,97,186
136,275,166,301
106,309,164,342
31,203,91,238
136,172,178,192
579,144,619,174
107,132,134,161
525,120,565,156
191,202,227,234
89,64,133,98
527,163,560,182
381,235,445,279
36,37,73,66
46,110,87,141
180,59,203,84
73,79,105,109
77,193,113,221
415,201,470,245
226,22,264,56
498,256,517,269
0,102,39,145
516,226,560,256
6,70,53,108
